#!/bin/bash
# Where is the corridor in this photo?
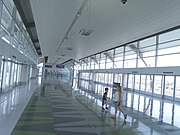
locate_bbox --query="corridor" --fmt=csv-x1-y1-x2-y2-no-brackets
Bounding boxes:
6,82,180,135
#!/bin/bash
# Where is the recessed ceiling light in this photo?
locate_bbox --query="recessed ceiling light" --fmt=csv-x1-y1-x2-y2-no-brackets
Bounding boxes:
77,13,81,17
66,47,73,50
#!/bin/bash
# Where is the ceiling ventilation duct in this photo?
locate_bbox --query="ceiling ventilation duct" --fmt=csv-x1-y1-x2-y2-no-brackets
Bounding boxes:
79,28,93,36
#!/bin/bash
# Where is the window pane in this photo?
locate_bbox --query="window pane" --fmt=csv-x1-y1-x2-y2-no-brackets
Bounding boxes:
3,0,14,14
114,74,122,83
114,60,123,68
106,62,113,69
138,41,156,68
124,59,136,68
1,5,12,32
157,53,180,67
163,103,172,124
106,50,114,63
158,40,180,50
174,105,180,128
158,46,180,55
159,29,180,43
100,60,105,69
139,36,156,47
114,53,123,61
90,56,95,69
15,11,22,27
152,100,160,119
138,56,155,67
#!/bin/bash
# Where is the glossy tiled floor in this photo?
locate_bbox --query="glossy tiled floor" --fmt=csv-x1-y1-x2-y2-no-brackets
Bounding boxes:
1,81,180,135
0,80,38,135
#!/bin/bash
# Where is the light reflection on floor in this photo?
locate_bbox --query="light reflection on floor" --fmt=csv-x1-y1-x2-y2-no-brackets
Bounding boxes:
1,81,180,135
77,88,180,135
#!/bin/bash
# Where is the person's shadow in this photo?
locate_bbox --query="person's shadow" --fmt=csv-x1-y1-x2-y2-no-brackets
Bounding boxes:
112,117,126,129
101,110,108,122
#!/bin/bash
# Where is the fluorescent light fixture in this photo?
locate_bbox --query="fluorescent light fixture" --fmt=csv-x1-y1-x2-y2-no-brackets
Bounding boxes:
2,37,10,44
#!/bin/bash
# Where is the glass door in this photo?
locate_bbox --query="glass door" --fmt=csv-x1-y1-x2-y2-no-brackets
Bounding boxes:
140,75,146,92
0,59,4,91
17,64,22,84
123,74,128,89
146,75,152,94
134,74,140,91
10,62,14,87
175,76,180,101
2,60,11,92
153,75,163,97
114,73,122,84
164,76,174,100
13,63,18,86
128,74,134,90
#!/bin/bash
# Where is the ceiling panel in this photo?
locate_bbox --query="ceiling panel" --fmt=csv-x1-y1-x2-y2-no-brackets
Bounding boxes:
30,0,180,64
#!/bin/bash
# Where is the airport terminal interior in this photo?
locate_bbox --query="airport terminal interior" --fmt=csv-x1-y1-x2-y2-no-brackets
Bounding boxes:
1,0,180,135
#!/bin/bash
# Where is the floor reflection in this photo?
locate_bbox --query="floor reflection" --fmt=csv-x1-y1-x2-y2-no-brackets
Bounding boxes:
76,88,180,135
0,80,38,135
1,81,180,135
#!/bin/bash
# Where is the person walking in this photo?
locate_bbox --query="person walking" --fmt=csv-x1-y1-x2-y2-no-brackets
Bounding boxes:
112,83,127,120
102,87,109,110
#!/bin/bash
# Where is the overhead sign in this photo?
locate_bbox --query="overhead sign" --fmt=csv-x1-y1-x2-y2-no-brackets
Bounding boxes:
56,64,64,68
163,72,173,74
45,65,52,68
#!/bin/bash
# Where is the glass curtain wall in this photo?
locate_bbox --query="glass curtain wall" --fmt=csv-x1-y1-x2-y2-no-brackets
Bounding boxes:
78,25,180,102
0,0,38,63
158,29,180,67
0,57,23,93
